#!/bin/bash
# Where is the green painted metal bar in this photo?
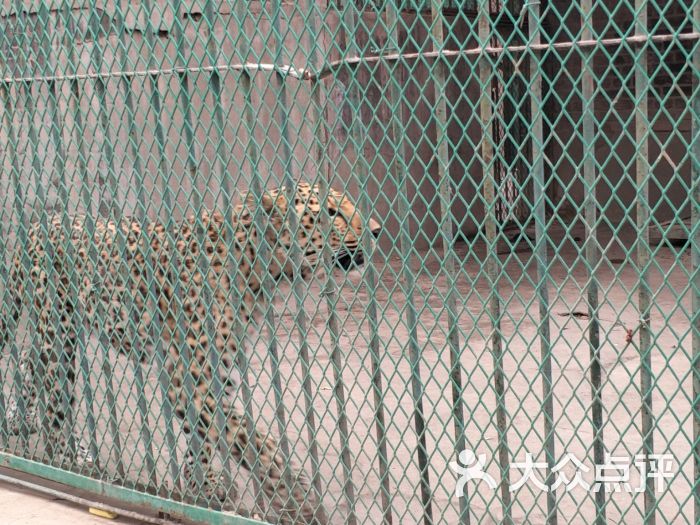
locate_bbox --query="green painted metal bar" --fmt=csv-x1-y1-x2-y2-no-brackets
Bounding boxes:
266,1,328,512
426,2,468,523
312,80,358,525
477,1,511,522
692,1,700,522
271,88,328,521
340,3,392,523
44,67,77,462
0,3,40,458
89,7,158,488
304,3,358,521
11,14,42,229
580,1,605,523
231,3,269,515
6,8,70,465
50,5,82,469
61,7,109,474
527,3,557,523
22,75,92,460
141,0,208,501
0,28,14,443
0,453,265,525
52,6,120,479
266,0,294,468
238,72,268,517
168,0,234,505
21,73,68,465
382,4,433,523
84,5,146,478
694,13,700,524
140,0,175,222
201,0,237,498
0,473,170,525
114,7,181,494
3,2,48,458
633,1,655,523
0,227,10,448
0,81,32,454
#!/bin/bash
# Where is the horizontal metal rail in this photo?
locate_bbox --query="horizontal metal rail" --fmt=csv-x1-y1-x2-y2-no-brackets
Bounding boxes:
0,473,170,525
0,454,260,525
1,31,697,83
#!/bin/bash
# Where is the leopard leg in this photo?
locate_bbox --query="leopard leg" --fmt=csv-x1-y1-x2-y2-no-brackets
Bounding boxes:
37,284,82,467
166,355,326,523
225,409,327,525
3,252,39,437
164,344,238,510
6,352,39,435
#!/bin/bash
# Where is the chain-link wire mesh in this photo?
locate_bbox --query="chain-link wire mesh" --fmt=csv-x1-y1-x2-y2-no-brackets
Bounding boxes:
0,0,698,523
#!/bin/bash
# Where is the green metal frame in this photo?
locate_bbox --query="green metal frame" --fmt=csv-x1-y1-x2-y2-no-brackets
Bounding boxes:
0,0,698,523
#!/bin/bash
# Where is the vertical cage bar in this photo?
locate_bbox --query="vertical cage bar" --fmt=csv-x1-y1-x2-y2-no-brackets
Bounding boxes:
44,72,77,461
92,17,161,484
267,1,328,515
30,82,97,466
142,0,207,500
1,5,27,455
580,1,605,522
22,77,52,464
0,220,9,448
235,70,266,514
311,80,359,525
114,8,182,494
231,4,268,515
527,2,557,523
477,1,511,521
22,69,74,466
274,89,326,505
426,1,468,523
305,3,358,521
382,4,433,523
692,0,700,521
36,7,88,465
53,5,81,468
689,2,700,523
0,81,31,454
0,219,9,449
87,14,118,219
59,6,117,475
201,0,236,497
88,5,147,478
169,0,234,505
340,3,393,523
263,0,292,464
0,39,14,445
3,1,44,457
633,2,655,523
140,0,175,219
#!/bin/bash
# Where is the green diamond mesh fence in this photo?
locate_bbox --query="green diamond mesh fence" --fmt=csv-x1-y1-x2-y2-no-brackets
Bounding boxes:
0,0,698,524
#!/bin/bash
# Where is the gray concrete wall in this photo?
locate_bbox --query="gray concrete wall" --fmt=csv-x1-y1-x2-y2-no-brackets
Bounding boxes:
543,0,693,226
0,1,692,250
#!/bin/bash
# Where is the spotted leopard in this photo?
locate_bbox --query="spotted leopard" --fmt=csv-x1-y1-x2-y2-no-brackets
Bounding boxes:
1,183,380,524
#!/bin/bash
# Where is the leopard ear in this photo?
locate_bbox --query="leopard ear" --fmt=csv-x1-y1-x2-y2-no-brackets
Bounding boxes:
242,191,284,214
261,192,278,213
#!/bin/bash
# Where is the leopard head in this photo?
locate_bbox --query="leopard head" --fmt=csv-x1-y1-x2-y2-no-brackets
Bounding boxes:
242,183,380,279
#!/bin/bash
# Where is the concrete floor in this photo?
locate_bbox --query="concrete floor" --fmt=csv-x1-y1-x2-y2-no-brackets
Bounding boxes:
0,480,146,525
1,224,696,524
